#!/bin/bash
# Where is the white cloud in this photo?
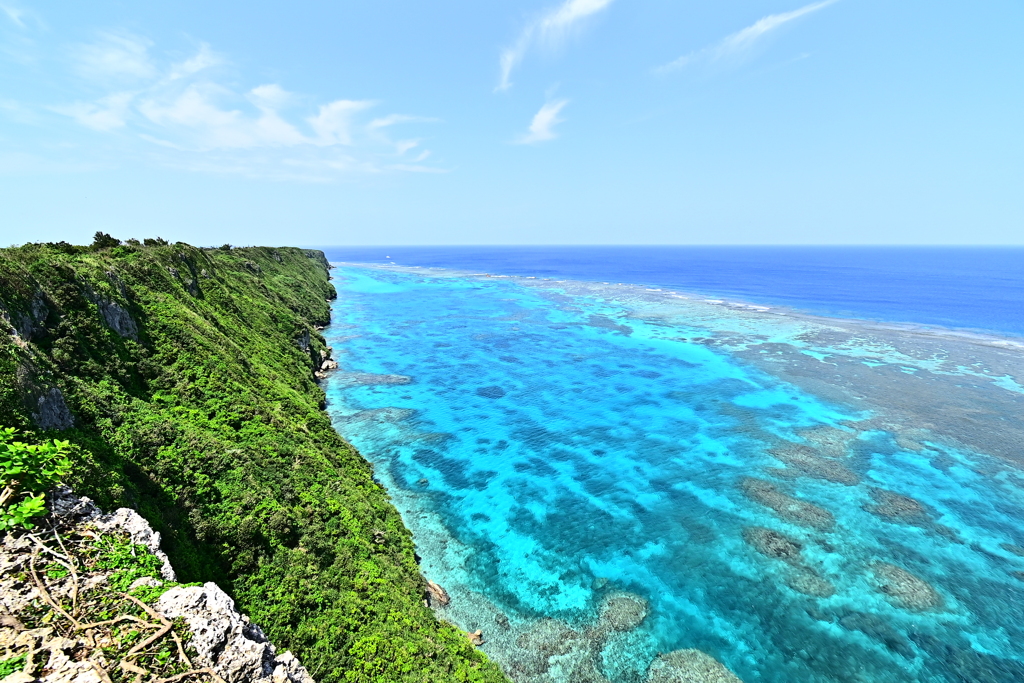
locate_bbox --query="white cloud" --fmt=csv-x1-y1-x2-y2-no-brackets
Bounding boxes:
516,99,568,144
52,92,134,131
498,0,613,91
368,114,433,130
656,0,837,73
137,84,310,149
307,100,376,146
74,32,157,82
48,34,439,177
167,43,220,80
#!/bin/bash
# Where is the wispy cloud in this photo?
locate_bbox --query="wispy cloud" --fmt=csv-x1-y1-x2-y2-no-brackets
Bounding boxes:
0,3,26,28
52,92,134,131
656,0,837,74
498,0,613,91
45,32,440,178
515,99,569,144
73,32,158,83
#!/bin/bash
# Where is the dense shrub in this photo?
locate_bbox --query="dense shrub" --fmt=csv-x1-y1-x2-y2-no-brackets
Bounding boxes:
0,427,72,529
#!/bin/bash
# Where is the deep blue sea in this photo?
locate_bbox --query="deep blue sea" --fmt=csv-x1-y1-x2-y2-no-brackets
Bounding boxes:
319,248,1024,683
318,246,1024,337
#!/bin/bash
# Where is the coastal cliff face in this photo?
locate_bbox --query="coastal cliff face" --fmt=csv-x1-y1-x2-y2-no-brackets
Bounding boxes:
0,242,508,682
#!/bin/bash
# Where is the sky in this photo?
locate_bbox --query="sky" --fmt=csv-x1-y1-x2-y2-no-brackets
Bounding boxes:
1,0,1022,246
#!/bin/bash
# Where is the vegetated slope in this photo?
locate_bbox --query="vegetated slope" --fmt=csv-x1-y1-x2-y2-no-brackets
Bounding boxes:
0,241,508,683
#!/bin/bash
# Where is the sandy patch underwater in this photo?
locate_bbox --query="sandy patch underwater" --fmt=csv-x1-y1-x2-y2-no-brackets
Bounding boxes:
322,264,1024,683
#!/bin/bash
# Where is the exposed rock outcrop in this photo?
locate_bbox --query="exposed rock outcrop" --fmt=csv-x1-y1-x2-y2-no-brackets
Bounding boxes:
0,489,314,683
95,298,139,340
30,387,74,431
158,583,313,683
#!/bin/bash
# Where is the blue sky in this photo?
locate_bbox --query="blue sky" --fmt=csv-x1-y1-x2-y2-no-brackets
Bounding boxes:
1,0,1022,246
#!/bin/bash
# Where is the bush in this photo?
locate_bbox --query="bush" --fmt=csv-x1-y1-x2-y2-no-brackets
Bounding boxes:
0,427,72,530
91,232,121,250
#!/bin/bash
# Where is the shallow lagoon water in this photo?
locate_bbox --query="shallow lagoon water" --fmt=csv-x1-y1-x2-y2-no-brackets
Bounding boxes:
322,265,1024,682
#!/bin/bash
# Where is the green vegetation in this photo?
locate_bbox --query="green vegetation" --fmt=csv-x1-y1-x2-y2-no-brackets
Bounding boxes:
0,240,508,682
0,428,72,530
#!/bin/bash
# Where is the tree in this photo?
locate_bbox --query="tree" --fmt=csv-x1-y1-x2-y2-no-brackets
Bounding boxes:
91,232,121,250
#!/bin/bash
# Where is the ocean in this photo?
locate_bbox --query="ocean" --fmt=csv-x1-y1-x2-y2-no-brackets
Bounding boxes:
318,247,1024,682
318,246,1024,338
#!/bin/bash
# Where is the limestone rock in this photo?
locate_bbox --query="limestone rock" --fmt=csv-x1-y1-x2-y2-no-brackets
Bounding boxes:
30,387,74,431
157,583,314,683
95,298,138,340
425,580,450,607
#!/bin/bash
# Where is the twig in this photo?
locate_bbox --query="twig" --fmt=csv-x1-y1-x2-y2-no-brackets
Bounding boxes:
172,630,193,668
49,525,81,617
28,550,79,629
119,658,150,682
90,661,116,683
76,614,153,630
122,593,172,627
153,667,226,683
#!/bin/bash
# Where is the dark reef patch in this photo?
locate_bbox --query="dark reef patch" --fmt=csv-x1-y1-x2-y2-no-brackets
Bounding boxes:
768,443,860,485
743,526,803,564
740,478,835,530
871,562,944,611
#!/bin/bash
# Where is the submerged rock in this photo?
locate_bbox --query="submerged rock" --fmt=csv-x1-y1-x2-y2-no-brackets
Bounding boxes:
786,567,836,598
865,487,929,524
595,592,649,633
336,371,411,386
1001,543,1024,557
871,562,944,611
836,610,914,658
476,385,507,399
768,444,860,486
515,618,581,660
798,425,856,458
743,527,803,564
647,649,742,683
740,478,835,531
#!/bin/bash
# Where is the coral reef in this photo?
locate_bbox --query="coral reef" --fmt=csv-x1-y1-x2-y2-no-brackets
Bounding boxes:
647,649,742,683
871,562,944,611
740,479,835,531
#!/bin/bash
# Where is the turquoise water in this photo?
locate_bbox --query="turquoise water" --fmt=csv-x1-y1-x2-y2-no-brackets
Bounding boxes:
323,266,1024,682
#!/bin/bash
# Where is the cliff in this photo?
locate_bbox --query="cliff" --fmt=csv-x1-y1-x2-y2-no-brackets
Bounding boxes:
0,240,507,682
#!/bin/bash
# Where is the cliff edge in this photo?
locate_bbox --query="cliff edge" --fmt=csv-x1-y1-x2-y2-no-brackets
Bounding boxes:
0,240,507,682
